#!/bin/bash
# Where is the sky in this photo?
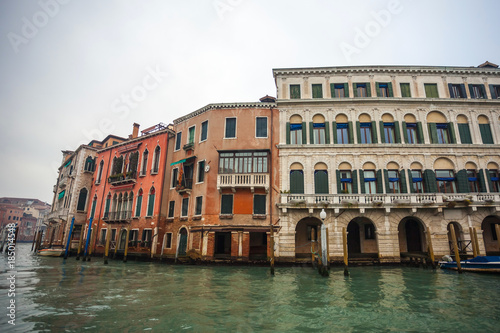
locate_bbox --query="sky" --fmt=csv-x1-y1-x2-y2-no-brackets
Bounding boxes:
1,0,499,204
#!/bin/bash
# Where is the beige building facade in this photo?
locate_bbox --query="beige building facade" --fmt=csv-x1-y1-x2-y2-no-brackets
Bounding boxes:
273,62,500,263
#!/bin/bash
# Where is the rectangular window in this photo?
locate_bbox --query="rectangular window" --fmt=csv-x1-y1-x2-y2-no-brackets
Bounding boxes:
436,124,450,144
225,118,236,138
175,132,182,151
377,83,390,97
333,83,347,98
99,229,107,245
360,123,372,144
168,201,175,218
411,170,424,193
490,85,500,99
436,170,457,193
256,117,267,138
165,233,172,248
195,196,203,216
172,168,178,188
313,123,326,144
489,170,500,192
400,83,411,97
253,195,266,215
424,83,439,98
356,83,368,97
197,160,205,183
312,84,323,98
290,84,301,99
467,170,479,192
181,197,189,217
336,123,349,144
387,170,400,193
221,194,233,214
200,120,208,142
449,84,466,98
188,126,195,144
406,123,418,144
364,170,376,194
470,84,486,99
365,224,375,240
142,229,152,243
290,123,302,144
340,170,352,194
384,123,395,143
218,151,268,174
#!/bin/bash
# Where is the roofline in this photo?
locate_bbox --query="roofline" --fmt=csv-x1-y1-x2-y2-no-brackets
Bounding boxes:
173,102,276,124
97,127,174,153
272,64,500,77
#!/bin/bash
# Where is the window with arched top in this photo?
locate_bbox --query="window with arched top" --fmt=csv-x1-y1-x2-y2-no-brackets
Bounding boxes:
152,146,161,173
409,162,424,193
90,195,97,219
487,162,500,192
478,115,494,144
357,114,375,144
76,188,88,211
135,189,143,217
427,111,455,144
385,162,402,193
97,160,104,183
289,163,304,194
104,193,111,218
84,156,95,172
362,162,377,194
287,115,304,144
337,162,356,194
334,114,352,144
311,114,328,144
434,158,457,193
141,149,149,175
314,162,329,194
147,187,155,216
457,115,472,144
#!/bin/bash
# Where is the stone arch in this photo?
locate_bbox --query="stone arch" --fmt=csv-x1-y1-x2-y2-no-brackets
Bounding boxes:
312,113,326,123
359,113,371,122
433,157,455,170
346,216,378,259
398,216,427,254
456,114,469,123
481,215,500,255
381,113,395,122
403,113,418,122
295,216,322,259
290,114,303,123
177,226,189,256
426,110,449,123
335,113,349,122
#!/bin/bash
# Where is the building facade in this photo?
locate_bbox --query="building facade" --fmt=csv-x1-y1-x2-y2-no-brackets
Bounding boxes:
273,62,500,263
162,100,279,261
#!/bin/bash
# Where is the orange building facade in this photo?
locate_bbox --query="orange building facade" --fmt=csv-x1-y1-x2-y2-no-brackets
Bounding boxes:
86,123,174,259
161,100,279,262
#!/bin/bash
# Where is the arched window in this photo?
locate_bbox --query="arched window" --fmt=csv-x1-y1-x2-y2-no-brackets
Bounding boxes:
141,149,149,175
358,113,375,144
312,114,327,144
147,187,155,216
287,115,304,145
314,163,329,194
90,195,97,219
290,163,304,194
97,160,104,183
135,189,143,217
385,162,402,193
409,162,424,193
76,188,88,211
84,156,95,172
478,115,494,144
104,193,111,219
457,115,472,144
362,162,377,194
152,146,161,173
427,111,455,144
434,158,457,193
122,193,128,219
337,162,355,194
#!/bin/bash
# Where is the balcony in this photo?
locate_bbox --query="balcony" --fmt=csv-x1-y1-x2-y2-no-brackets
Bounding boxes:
108,171,137,186
58,175,68,188
278,193,500,214
175,178,193,194
103,210,132,223
183,142,194,152
217,173,269,192
45,208,69,222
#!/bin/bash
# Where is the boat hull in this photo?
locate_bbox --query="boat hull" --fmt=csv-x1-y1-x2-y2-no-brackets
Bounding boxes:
38,249,64,257
439,256,500,273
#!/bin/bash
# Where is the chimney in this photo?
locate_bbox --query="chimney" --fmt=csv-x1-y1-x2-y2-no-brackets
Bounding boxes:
132,123,140,138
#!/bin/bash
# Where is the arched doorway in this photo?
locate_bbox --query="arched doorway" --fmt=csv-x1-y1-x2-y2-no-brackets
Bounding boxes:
347,217,378,259
398,218,426,254
447,222,465,254
481,216,500,255
295,217,322,259
178,228,188,256
118,229,127,250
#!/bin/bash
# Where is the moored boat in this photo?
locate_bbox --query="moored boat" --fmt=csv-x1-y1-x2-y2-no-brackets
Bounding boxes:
439,256,500,273
38,248,64,257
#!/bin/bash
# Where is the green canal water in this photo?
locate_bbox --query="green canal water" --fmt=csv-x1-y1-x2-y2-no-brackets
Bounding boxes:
1,244,500,332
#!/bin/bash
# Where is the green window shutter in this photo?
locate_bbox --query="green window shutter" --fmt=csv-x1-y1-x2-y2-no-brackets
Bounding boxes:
356,121,361,144
366,82,371,97
105,198,110,213
376,170,383,194
423,169,437,193
448,122,456,143
416,122,424,143
348,122,354,144
479,123,494,144
478,169,487,193
290,85,301,99
359,170,365,194
330,83,335,98
383,169,390,193
309,122,314,144
371,121,378,143
425,84,439,98
332,122,338,144
486,169,494,192
394,121,401,143
290,170,304,194
147,194,155,216
135,195,142,217
90,200,97,219
388,82,394,97
400,83,411,97
376,82,381,97
286,122,290,144
352,170,358,194
489,85,498,99
314,170,329,194
458,123,472,144
428,123,438,144
402,121,409,143
400,170,407,193
353,83,358,97
344,83,349,97
312,84,323,98
336,170,341,193
325,122,330,144
221,195,233,214
456,169,469,193
379,121,385,143
407,170,415,193
302,122,307,144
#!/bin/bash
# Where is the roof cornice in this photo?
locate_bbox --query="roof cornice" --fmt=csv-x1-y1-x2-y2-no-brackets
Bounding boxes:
173,102,276,124
272,65,500,77
97,128,174,153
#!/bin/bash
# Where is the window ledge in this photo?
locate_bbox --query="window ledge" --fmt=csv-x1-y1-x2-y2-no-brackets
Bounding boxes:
145,216,153,219
166,217,174,222
193,215,202,220
94,181,101,185
252,214,267,219
139,172,146,178
151,171,158,175
180,216,188,221
132,216,139,219
219,214,233,219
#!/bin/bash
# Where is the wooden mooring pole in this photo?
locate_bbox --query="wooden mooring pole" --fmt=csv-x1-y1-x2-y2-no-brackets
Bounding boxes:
449,224,462,274
426,228,435,268
342,227,349,276
311,227,316,268
270,225,275,275
495,224,500,255
104,225,112,264
64,217,75,260
123,226,131,263
469,227,478,258
76,226,85,260
473,227,480,256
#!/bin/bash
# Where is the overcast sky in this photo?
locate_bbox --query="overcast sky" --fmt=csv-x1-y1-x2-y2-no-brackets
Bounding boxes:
1,0,499,204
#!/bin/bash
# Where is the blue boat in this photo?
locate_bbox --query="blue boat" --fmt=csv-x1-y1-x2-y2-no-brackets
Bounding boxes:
439,256,500,273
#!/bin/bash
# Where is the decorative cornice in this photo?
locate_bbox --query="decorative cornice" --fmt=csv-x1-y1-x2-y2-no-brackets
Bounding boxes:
173,102,276,124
